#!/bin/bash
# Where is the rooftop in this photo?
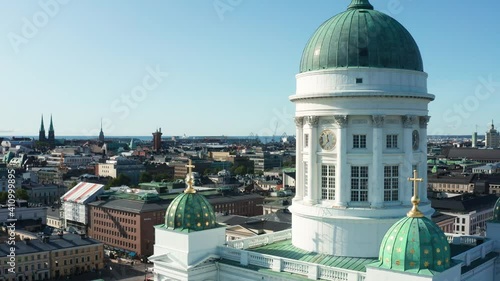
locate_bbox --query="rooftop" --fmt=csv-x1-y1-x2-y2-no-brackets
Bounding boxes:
0,233,101,256
250,239,376,272
88,198,170,213
446,148,500,161
88,192,264,213
431,194,498,213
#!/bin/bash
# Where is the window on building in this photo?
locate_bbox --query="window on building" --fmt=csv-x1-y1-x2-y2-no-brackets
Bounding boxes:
353,135,367,148
303,162,309,197
351,166,368,202
356,78,363,84
321,165,335,200
384,166,399,201
304,134,309,148
386,135,398,148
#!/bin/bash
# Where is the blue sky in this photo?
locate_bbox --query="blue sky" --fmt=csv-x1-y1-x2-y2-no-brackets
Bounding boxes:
1,0,499,137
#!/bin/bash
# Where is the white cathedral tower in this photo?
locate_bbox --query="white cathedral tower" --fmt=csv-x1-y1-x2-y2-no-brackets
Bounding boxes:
289,0,435,258
151,1,500,280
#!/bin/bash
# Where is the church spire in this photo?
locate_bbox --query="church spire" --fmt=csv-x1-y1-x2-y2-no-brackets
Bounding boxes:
98,118,105,142
39,115,46,142
40,115,45,131
347,0,374,10
48,114,55,147
49,114,54,132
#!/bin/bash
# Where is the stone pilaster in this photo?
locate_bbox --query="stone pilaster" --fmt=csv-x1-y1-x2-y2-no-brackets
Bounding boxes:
371,115,384,208
294,117,304,201
334,115,348,207
402,115,416,205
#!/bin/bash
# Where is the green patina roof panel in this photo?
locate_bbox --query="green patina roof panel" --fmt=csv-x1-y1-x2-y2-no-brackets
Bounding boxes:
374,216,451,275
249,240,377,272
492,197,500,222
300,0,423,73
164,192,218,232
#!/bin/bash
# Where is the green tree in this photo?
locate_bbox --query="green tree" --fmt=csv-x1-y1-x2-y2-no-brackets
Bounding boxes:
153,173,172,182
15,188,29,200
0,191,7,203
140,172,153,183
106,174,131,188
234,165,247,175
282,160,295,168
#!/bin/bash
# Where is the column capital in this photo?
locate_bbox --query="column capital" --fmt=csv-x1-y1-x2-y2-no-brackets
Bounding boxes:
419,116,431,129
305,116,320,128
402,115,417,128
372,115,385,128
333,115,348,128
294,117,304,127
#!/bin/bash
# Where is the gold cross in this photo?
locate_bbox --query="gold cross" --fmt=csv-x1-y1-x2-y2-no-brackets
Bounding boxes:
186,159,195,175
407,169,424,218
184,159,196,194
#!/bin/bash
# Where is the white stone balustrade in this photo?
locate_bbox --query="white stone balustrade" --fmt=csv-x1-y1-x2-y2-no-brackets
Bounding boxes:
218,245,366,281
226,229,292,249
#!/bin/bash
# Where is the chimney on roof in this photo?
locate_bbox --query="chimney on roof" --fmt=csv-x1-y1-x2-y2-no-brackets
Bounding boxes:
42,236,50,243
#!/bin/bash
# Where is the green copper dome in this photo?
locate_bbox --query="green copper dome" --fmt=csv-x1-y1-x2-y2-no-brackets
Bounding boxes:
492,197,500,222
375,216,451,275
164,192,217,232
300,0,423,73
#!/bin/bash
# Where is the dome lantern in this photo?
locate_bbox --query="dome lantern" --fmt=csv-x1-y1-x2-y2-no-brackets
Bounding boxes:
347,0,373,10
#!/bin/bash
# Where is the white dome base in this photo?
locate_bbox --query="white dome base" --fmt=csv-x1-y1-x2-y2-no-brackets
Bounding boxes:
289,201,434,257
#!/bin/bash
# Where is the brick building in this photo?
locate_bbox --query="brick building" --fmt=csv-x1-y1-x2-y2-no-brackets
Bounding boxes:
88,192,264,259
88,195,168,259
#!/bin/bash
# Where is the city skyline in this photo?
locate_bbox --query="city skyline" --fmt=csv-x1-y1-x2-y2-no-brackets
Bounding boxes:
1,0,499,136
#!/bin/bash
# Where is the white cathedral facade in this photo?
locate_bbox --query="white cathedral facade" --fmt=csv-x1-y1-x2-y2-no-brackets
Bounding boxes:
150,1,500,280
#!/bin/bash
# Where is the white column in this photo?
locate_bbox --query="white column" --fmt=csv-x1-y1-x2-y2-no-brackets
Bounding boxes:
294,117,304,201
401,115,416,206
371,115,384,208
334,115,348,207
419,116,431,203
304,116,319,205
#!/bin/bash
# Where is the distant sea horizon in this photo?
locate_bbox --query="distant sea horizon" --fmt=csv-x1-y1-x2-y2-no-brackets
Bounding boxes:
0,134,486,143
1,135,288,143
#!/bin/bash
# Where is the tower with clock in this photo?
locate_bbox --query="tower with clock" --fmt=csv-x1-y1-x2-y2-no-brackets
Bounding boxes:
289,0,434,258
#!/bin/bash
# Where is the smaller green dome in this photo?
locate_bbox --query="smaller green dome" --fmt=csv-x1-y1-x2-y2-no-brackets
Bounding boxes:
375,216,451,275
491,197,500,222
164,192,217,232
